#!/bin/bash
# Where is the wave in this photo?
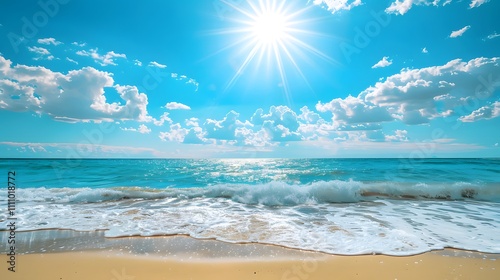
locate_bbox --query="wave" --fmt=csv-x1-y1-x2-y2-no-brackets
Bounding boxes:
11,180,500,206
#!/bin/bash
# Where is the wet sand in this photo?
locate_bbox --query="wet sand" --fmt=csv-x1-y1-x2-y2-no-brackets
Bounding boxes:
1,230,498,280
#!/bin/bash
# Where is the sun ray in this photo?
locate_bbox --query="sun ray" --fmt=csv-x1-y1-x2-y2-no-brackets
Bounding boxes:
214,0,337,101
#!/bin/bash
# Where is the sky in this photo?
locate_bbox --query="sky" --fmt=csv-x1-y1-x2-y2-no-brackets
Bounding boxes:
0,0,499,158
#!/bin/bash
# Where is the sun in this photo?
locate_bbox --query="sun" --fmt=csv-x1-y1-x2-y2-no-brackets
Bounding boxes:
251,11,288,45
215,0,335,101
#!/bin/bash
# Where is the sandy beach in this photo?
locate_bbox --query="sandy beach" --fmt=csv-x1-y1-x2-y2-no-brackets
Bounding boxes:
2,248,499,280
1,230,498,280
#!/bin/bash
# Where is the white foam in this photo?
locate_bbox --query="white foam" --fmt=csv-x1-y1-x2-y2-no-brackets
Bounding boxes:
2,184,500,256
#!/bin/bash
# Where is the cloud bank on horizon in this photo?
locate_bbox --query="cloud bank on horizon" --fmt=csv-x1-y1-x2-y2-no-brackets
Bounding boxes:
0,0,498,158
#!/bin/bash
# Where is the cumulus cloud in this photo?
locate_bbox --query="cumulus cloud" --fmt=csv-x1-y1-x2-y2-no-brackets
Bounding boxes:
148,61,167,68
76,48,126,66
422,47,428,53
450,25,471,38
37,38,62,46
372,56,393,68
165,102,191,110
316,95,393,125
459,101,500,122
470,0,489,8
153,112,173,126
0,55,150,122
312,0,362,14
134,59,142,66
361,57,500,124
204,110,246,140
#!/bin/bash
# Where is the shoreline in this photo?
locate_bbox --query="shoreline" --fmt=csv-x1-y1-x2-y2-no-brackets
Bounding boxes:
2,229,500,258
1,229,499,279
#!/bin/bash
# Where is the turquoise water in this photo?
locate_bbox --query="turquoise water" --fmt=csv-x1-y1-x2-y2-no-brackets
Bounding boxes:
1,158,499,255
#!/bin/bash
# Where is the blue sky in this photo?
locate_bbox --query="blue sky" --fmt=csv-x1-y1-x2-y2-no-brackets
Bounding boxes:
0,0,499,158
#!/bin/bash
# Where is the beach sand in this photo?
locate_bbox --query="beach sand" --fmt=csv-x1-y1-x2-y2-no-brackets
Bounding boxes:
1,230,499,280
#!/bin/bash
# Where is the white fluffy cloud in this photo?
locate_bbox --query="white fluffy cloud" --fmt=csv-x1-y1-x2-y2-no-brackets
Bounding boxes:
361,57,500,124
148,61,167,68
37,38,62,46
372,56,393,68
459,101,500,122
76,49,126,66
153,112,173,126
450,25,471,38
0,55,150,122
312,0,362,14
316,95,393,125
165,102,191,110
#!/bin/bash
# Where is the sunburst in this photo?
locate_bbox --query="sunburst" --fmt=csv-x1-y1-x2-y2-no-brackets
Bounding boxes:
216,0,335,103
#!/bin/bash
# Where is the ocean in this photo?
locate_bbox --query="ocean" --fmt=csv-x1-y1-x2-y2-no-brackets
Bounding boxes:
1,158,499,256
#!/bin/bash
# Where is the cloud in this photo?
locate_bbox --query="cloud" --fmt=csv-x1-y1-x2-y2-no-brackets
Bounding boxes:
422,47,428,53
470,0,489,8
372,56,393,68
298,106,322,124
486,32,500,40
449,25,471,38
66,57,78,64
134,59,142,66
459,101,500,122
316,95,393,125
385,129,409,142
385,0,415,15
148,61,167,68
312,0,363,14
204,110,245,141
0,55,151,122
37,38,62,46
72,42,87,47
360,57,500,124
153,112,173,126
385,0,473,15
28,46,54,60
165,102,191,110
76,48,126,66
159,123,189,142
121,124,152,134
171,72,199,91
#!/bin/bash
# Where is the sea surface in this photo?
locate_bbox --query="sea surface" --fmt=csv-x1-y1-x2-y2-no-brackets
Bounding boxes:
1,158,499,256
